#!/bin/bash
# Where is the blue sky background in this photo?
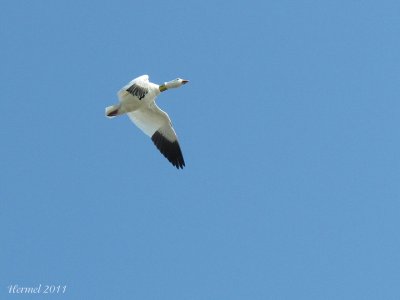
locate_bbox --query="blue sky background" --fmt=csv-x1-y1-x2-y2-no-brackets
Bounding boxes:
1,0,399,299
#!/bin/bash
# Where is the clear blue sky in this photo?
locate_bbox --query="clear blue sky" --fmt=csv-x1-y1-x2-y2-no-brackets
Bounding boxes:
1,1,399,299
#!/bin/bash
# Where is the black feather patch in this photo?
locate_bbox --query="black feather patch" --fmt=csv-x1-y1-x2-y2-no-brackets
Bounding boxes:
151,131,185,169
126,83,149,100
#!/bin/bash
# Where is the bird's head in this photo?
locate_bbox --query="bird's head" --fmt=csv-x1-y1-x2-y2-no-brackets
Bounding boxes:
165,78,189,89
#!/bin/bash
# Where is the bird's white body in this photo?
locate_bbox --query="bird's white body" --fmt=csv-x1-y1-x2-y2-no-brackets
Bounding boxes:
105,75,188,169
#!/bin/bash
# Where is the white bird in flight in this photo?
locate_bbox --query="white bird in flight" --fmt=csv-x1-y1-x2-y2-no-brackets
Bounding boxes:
105,75,189,169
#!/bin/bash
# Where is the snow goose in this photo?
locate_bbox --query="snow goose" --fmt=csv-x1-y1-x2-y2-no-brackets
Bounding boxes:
105,75,189,169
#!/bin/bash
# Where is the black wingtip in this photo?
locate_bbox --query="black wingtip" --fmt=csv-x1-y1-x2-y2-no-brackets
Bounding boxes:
151,131,185,169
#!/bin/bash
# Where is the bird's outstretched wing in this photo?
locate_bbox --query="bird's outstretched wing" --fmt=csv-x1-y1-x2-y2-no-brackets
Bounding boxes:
127,102,185,169
118,75,150,101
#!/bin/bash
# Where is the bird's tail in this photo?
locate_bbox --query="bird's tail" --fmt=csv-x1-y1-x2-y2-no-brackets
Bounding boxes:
105,104,124,118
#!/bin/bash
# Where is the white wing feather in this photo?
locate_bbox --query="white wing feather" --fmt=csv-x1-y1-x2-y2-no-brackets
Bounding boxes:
127,102,178,142
118,75,150,100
